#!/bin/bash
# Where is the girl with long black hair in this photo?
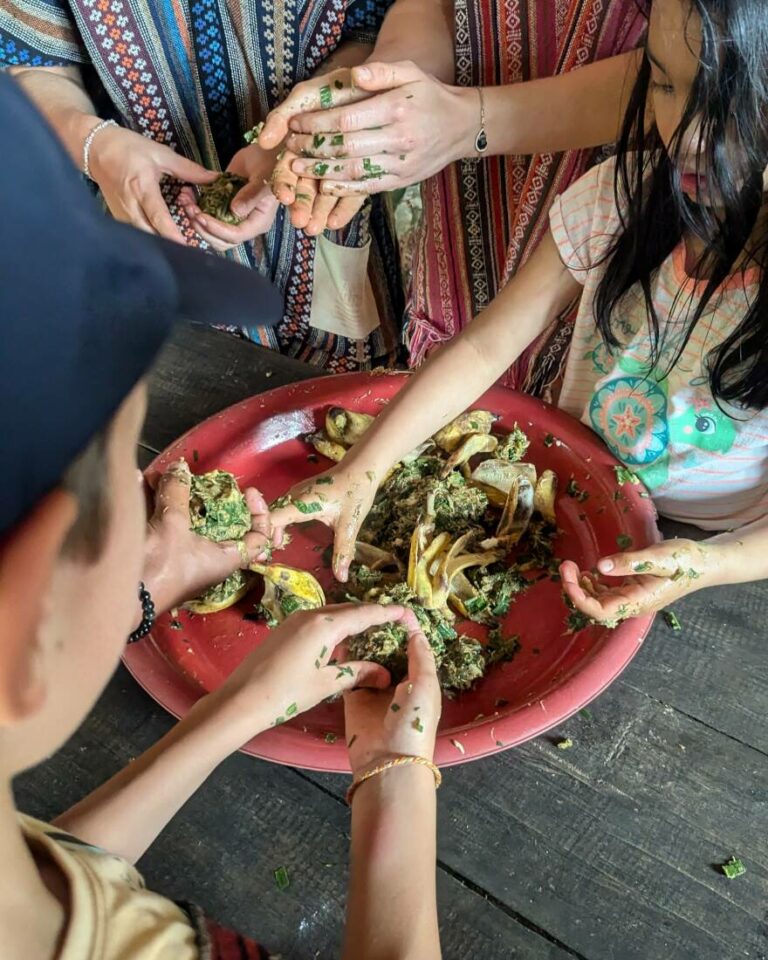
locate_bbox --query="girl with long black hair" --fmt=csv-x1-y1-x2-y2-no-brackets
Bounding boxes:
274,0,768,624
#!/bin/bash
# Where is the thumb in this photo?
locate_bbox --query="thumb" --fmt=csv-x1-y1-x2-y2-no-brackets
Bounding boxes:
152,459,192,520
597,549,678,578
335,660,392,691
164,152,218,184
352,60,424,92
259,110,289,150
231,181,277,219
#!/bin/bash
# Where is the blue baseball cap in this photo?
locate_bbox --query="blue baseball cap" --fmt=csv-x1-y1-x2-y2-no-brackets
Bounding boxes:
0,73,283,537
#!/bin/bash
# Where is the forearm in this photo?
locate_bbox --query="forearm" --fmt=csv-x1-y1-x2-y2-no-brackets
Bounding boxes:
53,691,261,862
346,231,579,478
704,515,768,586
8,66,101,170
343,766,440,960
370,0,454,82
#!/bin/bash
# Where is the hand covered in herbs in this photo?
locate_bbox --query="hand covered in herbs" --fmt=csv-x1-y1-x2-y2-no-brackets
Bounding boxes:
259,66,370,231
178,143,280,250
208,603,415,745
269,464,380,583
142,460,271,614
271,60,477,197
87,124,218,244
560,538,727,624
344,625,442,776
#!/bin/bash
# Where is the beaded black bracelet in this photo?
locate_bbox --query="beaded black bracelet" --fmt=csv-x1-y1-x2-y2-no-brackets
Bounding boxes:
127,582,156,644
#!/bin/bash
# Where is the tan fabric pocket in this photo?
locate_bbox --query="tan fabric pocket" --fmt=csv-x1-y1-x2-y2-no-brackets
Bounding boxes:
309,234,380,340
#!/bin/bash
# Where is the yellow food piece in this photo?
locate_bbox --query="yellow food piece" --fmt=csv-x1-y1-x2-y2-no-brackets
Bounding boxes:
432,410,497,452
469,459,537,507
307,431,348,462
325,407,374,445
441,432,498,478
184,573,255,614
251,562,326,607
533,469,558,524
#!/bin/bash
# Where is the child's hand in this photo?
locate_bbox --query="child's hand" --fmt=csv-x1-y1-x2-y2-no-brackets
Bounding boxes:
344,626,442,776
209,603,416,746
560,538,726,623
270,464,381,581
142,459,271,614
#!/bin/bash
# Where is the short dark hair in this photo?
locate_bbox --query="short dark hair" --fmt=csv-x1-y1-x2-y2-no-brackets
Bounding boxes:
60,429,111,562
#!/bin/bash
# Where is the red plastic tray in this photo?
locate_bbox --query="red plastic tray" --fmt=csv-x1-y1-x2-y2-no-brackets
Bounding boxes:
124,372,659,771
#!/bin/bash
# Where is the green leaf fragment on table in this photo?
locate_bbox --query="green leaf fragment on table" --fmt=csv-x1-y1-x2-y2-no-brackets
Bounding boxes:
566,478,589,502
294,500,322,514
614,465,640,485
616,534,633,550
556,737,573,750
286,703,298,716
274,866,290,891
324,732,337,744
663,611,682,632
579,708,593,720
543,433,555,447
721,856,746,879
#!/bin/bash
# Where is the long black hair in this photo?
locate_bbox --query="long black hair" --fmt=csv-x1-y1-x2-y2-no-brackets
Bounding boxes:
594,0,768,409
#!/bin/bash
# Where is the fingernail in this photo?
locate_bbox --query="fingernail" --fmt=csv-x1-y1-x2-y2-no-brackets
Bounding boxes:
599,559,615,572
356,66,371,80
198,216,208,227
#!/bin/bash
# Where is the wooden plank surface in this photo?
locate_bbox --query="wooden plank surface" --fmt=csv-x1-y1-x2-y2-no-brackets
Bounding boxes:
19,322,768,960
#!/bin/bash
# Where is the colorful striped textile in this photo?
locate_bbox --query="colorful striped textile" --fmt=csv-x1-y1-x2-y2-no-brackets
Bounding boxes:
0,0,403,371
406,0,647,395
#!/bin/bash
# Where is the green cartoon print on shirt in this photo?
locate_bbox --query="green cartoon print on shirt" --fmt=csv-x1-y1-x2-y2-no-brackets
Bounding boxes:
588,353,737,491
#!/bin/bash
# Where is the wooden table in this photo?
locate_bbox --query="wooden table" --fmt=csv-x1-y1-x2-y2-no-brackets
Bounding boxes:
17,323,768,960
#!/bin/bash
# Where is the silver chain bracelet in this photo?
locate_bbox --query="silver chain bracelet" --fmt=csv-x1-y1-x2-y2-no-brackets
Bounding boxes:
82,118,118,180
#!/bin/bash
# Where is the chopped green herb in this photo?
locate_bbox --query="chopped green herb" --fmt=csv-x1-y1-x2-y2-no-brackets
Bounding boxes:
274,866,290,891
721,856,746,879
361,157,386,181
319,645,328,659
566,478,589,502
313,162,329,176
336,666,354,679
633,561,652,573
543,433,555,447
331,133,344,146
334,164,343,172
242,122,264,144
295,192,313,202
324,732,337,744
390,703,401,713
286,703,298,717
270,494,291,510
412,716,424,733
314,659,321,669
687,568,701,579
567,609,592,633
663,611,682,632
366,470,376,482
294,500,322,514
312,133,326,149
495,740,504,747
319,85,333,109
334,79,344,89
556,737,574,750
614,465,640,486
399,154,406,161
170,619,183,631
274,716,285,726
579,708,593,720
616,534,633,550
671,568,685,582
316,476,333,485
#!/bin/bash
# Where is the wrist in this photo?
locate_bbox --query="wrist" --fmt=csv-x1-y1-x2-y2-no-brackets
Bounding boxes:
450,86,485,162
698,538,741,587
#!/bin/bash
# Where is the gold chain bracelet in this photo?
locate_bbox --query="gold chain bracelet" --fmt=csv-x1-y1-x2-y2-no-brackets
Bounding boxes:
346,755,442,805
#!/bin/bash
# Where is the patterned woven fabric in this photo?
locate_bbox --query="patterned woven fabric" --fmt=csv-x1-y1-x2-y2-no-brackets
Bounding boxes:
0,0,402,371
405,0,647,396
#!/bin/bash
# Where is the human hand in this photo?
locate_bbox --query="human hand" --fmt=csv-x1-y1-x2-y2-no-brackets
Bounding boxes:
88,124,218,244
142,459,271,614
269,463,381,582
270,147,367,234
177,143,280,250
275,60,477,197
560,538,727,624
208,602,417,747
344,623,441,776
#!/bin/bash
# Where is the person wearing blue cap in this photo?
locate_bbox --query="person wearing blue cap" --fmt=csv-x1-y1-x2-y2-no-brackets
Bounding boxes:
0,76,442,960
